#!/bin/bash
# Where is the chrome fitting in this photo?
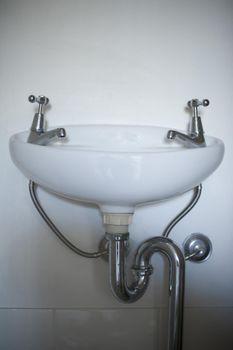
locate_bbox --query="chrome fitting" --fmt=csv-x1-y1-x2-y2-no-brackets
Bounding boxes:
105,232,129,241
183,233,212,263
27,94,66,145
167,98,209,147
132,264,154,277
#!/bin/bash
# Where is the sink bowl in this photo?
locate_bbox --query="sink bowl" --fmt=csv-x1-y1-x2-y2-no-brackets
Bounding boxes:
9,125,224,213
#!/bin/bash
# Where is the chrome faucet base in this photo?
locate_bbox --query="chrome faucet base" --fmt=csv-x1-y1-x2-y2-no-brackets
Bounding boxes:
167,130,206,148
27,128,66,145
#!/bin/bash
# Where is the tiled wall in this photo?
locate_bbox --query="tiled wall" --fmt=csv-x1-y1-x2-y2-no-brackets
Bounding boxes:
0,308,232,349
0,0,233,349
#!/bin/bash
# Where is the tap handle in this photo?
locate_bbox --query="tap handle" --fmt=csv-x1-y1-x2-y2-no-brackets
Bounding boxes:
28,95,49,116
28,95,49,106
202,99,210,107
187,99,210,108
187,99,209,118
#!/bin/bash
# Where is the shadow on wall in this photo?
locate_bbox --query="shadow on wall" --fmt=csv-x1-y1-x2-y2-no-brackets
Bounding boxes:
159,306,233,350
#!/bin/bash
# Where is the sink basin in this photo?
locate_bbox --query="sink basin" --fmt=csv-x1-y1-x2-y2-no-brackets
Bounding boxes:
9,125,224,213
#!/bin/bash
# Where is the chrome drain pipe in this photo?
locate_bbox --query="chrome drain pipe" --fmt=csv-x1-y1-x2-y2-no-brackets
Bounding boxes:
106,233,152,302
106,233,185,350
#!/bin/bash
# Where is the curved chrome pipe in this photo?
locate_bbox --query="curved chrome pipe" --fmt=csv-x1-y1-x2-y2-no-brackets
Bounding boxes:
135,237,185,350
29,181,107,258
107,234,185,350
163,184,202,238
106,233,152,303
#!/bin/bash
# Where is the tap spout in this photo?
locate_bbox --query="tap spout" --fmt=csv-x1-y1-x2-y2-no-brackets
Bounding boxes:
167,130,206,148
27,128,66,145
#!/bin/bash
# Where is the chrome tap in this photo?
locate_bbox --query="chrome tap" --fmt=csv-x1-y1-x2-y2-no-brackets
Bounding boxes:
27,95,66,145
167,98,210,147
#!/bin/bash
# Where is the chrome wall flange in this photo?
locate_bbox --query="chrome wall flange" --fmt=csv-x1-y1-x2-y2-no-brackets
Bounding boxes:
183,233,212,263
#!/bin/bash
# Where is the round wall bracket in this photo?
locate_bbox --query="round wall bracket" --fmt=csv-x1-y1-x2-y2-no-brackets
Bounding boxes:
183,233,212,263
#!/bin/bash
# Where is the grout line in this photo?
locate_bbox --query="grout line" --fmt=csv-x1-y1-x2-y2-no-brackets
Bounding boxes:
0,306,158,311
0,306,232,311
182,305,233,309
0,305,233,311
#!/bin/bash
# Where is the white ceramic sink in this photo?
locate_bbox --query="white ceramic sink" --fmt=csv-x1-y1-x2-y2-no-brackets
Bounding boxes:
9,125,224,213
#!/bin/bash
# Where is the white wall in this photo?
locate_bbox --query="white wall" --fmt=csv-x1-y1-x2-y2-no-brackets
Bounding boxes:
0,0,233,349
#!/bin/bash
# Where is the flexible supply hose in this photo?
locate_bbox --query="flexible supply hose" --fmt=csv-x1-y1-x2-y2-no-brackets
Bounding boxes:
162,184,202,238
29,180,202,259
29,181,107,258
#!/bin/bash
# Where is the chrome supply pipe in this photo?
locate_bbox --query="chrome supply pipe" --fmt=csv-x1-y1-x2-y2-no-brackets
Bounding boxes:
106,233,185,350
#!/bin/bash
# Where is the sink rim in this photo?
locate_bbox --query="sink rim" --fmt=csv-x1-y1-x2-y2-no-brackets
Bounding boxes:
10,124,224,154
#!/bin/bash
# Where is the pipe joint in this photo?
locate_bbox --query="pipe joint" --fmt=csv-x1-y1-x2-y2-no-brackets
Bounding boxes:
132,264,154,277
105,232,129,241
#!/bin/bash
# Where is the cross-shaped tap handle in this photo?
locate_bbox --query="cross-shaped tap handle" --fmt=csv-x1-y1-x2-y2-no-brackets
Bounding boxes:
187,99,209,118
187,99,209,108
28,95,49,115
28,95,49,106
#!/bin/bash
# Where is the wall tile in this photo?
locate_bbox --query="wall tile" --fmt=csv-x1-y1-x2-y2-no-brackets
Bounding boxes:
158,307,233,350
183,307,233,350
54,308,156,350
0,309,53,350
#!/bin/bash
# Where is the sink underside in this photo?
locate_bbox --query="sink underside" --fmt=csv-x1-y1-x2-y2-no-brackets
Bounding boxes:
9,125,224,213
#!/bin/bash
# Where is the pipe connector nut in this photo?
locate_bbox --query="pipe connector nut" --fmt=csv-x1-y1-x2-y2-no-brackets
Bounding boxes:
132,264,154,277
103,213,133,234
